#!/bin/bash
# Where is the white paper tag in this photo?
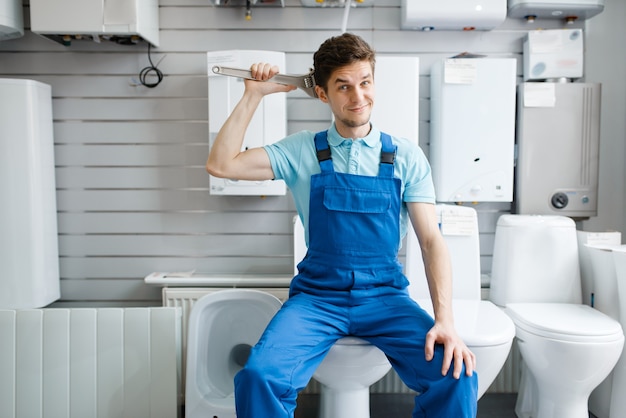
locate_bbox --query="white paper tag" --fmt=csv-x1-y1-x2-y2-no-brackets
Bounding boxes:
444,59,477,84
524,83,556,107
582,232,622,246
440,210,476,236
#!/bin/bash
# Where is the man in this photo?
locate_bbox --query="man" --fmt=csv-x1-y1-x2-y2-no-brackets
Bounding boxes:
206,33,478,417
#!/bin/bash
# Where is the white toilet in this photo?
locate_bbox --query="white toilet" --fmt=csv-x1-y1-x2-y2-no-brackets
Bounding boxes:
185,289,282,418
490,215,624,418
298,204,517,416
404,204,516,399
577,230,623,418
612,248,626,418
293,216,393,418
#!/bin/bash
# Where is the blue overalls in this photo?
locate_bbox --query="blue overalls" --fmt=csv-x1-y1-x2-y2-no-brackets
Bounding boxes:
234,131,478,417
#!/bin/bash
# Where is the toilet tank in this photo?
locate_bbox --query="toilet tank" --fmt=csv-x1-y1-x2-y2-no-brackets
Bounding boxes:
405,204,482,301
489,215,583,306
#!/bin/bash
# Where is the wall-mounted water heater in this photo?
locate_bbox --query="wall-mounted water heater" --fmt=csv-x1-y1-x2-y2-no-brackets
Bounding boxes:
508,0,604,22
401,0,507,31
0,79,60,309
514,82,601,218
0,0,23,41
207,50,287,196
29,0,159,46
429,58,517,203
523,29,583,81
370,56,420,144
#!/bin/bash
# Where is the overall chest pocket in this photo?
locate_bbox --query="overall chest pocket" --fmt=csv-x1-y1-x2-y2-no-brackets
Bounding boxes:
320,186,396,253
323,186,391,213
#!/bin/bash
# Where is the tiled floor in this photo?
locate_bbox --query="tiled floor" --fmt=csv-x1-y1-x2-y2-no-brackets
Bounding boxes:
294,393,518,418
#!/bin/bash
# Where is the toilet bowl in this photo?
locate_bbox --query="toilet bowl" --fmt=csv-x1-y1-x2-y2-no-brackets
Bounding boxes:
409,298,515,399
293,216,392,418
508,303,623,418
405,204,516,399
313,336,392,418
490,215,624,418
185,289,282,418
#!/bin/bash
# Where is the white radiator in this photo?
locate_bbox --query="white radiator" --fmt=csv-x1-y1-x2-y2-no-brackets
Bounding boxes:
162,287,520,398
0,307,181,418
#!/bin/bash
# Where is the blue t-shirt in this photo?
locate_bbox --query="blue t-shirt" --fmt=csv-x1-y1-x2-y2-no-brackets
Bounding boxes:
264,123,436,248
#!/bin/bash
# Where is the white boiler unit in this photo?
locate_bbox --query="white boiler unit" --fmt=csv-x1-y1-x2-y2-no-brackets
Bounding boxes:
29,0,159,46
370,56,420,145
514,82,601,218
401,0,507,31
508,0,604,21
207,50,287,196
0,79,60,309
523,29,584,81
0,0,23,41
429,58,517,203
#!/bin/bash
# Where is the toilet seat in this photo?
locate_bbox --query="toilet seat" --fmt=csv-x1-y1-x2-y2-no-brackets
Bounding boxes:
417,299,516,346
506,303,623,343
455,300,516,347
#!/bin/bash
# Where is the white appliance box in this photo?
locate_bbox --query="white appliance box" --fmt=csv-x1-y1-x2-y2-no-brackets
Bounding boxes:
29,0,159,46
402,0,507,31
508,0,604,20
429,58,517,203
207,50,287,196
523,29,584,81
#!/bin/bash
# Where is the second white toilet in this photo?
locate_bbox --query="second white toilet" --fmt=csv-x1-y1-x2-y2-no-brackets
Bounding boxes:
611,248,626,418
577,230,623,418
404,204,516,399
490,215,624,418
299,204,517,416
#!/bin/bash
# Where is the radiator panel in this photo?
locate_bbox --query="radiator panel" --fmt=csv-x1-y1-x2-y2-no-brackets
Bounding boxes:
0,307,180,418
0,310,16,418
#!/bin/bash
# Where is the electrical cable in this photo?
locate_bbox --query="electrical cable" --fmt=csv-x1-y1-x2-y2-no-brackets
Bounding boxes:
138,43,164,88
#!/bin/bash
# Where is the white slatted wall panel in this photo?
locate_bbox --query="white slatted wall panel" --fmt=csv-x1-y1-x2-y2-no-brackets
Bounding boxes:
0,307,181,418
0,1,582,305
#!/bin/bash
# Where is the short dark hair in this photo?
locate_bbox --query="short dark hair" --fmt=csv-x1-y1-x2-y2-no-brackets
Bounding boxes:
313,33,376,91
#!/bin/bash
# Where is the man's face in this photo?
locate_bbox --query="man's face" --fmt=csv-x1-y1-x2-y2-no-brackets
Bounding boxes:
315,61,374,138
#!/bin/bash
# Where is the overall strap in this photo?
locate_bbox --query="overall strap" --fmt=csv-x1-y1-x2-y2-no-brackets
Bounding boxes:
314,130,397,176
314,131,334,173
378,132,397,178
